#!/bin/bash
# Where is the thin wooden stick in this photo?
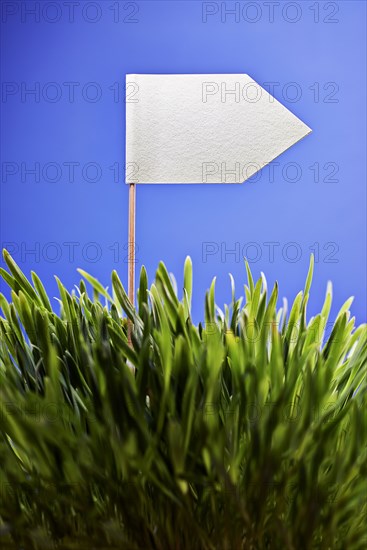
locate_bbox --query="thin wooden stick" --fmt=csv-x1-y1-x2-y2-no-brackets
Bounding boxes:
127,183,136,346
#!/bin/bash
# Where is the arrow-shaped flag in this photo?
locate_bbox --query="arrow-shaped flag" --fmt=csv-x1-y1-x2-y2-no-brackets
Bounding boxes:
125,74,311,184
124,73,312,343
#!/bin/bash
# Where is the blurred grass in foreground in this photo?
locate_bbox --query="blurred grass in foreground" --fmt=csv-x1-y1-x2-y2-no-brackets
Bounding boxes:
0,250,366,549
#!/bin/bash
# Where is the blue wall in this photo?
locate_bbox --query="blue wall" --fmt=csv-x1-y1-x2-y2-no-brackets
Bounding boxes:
1,0,366,325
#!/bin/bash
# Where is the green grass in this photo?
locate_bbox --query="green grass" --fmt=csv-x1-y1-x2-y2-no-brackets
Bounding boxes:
0,250,366,549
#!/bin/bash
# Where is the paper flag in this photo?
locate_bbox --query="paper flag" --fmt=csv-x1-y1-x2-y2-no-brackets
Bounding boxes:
125,74,311,184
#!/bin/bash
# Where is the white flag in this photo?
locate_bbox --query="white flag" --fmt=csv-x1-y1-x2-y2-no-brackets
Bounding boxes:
125,74,311,184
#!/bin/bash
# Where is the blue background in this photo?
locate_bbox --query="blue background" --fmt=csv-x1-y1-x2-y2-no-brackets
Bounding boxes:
1,0,366,326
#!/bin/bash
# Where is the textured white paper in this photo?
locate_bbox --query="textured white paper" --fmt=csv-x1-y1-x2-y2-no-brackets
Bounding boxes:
125,74,311,184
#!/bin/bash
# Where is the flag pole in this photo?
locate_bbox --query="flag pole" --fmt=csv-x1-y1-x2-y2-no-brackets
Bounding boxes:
127,182,136,346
